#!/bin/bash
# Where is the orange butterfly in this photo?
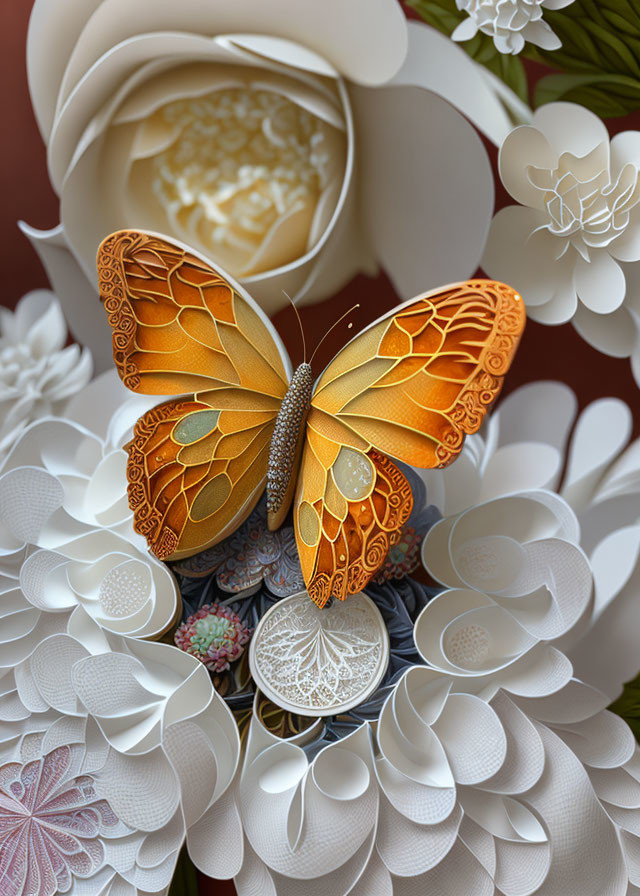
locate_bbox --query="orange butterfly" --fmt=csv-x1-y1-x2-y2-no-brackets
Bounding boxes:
97,230,525,608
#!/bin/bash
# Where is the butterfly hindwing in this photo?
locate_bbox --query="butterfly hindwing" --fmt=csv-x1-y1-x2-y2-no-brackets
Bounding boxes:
296,280,525,602
127,399,275,561
294,416,413,607
98,230,289,560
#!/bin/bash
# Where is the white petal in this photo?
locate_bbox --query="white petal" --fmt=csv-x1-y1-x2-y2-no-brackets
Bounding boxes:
351,82,492,301
27,0,103,140
55,0,407,107
574,252,626,313
452,17,480,42
562,397,632,510
187,788,244,879
18,222,113,372
392,21,519,146
499,126,557,208
573,302,637,358
523,19,562,51
610,209,640,263
482,206,569,308
532,102,609,159
526,724,628,896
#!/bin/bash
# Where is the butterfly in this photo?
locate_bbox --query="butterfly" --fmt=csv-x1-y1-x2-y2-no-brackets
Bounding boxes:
97,230,525,608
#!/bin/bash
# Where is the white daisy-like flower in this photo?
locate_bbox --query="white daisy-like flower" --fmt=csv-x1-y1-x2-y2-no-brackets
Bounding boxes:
452,0,575,54
0,371,179,646
0,290,92,457
483,103,640,362
0,609,240,896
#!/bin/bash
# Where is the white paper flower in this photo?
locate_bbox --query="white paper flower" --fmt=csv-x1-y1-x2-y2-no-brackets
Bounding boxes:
452,0,574,54
210,667,640,895
22,1,527,367
483,103,640,332
422,380,640,702
0,290,92,457
418,490,592,688
0,609,240,896
0,372,179,645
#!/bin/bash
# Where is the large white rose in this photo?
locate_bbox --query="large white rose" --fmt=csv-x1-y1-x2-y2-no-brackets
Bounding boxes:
22,0,527,368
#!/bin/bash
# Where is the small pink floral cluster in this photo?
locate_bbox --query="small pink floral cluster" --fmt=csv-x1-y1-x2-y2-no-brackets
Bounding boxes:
174,603,251,673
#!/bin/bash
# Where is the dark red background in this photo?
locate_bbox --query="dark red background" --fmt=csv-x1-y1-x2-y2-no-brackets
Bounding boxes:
1,3,639,894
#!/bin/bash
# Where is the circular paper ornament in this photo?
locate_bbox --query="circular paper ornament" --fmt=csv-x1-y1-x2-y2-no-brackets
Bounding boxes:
249,591,389,716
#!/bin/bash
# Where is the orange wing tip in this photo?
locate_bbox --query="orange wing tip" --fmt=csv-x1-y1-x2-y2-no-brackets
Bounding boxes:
97,230,144,390
433,281,526,468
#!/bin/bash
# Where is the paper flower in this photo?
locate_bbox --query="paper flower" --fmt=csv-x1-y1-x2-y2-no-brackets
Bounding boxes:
175,603,251,672
212,667,640,894
22,3,526,366
483,103,640,330
0,371,179,645
0,745,121,895
173,500,305,598
0,290,91,457
418,490,592,686
0,609,240,895
452,0,574,54
421,380,640,702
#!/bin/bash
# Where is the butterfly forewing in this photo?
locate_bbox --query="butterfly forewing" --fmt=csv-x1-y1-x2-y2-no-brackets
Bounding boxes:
97,230,290,560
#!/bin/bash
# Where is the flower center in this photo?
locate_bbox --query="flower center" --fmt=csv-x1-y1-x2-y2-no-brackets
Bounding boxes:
148,88,337,276
194,614,233,651
528,153,640,252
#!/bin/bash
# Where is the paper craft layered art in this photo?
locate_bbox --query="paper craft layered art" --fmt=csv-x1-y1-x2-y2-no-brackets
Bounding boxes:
96,229,525,607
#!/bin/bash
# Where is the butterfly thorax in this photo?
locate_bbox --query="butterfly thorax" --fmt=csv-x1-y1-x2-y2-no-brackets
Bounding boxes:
267,362,314,529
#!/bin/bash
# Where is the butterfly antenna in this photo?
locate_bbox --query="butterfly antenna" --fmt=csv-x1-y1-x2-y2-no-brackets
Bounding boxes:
309,304,360,367
282,290,306,363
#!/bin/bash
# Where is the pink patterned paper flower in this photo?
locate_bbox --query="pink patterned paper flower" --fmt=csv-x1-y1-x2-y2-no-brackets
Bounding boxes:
374,524,422,583
0,745,119,896
175,603,252,673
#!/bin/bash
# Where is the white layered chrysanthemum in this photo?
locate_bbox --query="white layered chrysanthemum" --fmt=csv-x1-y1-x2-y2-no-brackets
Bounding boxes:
0,291,91,457
0,372,179,645
452,0,575,54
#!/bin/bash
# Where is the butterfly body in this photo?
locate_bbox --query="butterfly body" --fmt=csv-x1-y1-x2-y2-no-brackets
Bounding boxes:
97,230,526,610
266,361,313,531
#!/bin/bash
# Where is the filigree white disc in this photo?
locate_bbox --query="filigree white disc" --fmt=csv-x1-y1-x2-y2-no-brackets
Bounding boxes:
249,591,389,716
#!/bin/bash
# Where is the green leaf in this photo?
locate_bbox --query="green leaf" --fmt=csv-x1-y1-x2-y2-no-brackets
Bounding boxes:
525,0,640,115
609,670,640,743
534,71,640,118
169,847,200,896
407,0,530,103
409,0,640,117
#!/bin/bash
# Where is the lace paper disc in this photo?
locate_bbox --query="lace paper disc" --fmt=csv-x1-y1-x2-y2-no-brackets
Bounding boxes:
249,591,389,716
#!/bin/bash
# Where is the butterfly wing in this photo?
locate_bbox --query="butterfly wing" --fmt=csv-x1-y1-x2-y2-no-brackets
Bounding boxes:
296,280,525,605
97,230,290,560
294,419,414,607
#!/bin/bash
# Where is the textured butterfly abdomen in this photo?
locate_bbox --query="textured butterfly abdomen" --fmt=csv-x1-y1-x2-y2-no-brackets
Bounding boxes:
267,362,313,529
